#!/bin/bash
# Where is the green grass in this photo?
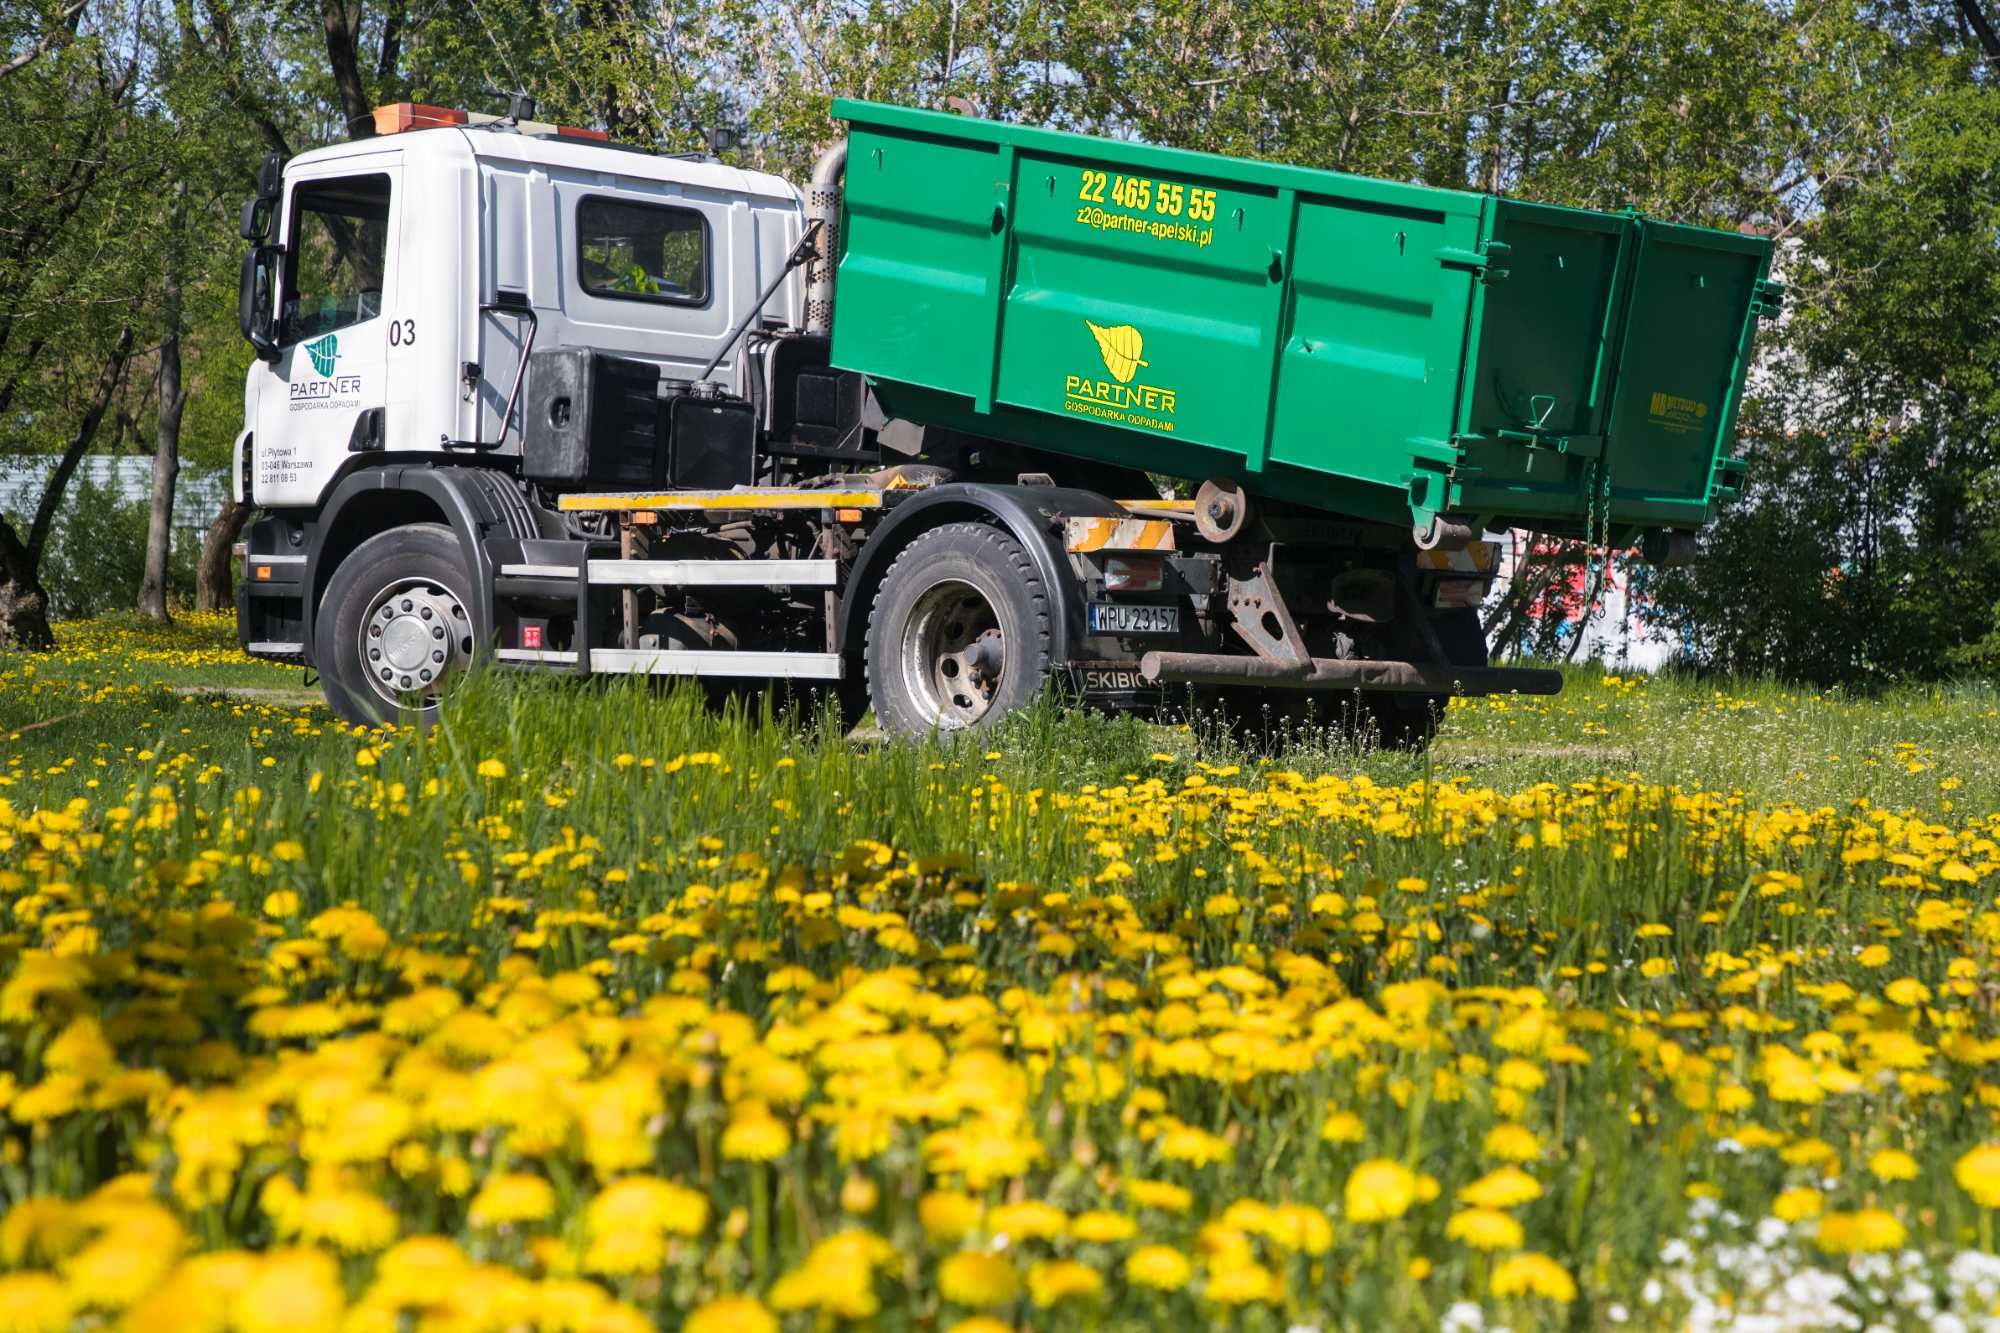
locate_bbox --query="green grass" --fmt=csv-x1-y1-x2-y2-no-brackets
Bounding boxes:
3,614,1999,1330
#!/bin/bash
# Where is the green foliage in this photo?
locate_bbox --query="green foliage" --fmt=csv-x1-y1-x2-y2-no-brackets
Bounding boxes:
0,0,1995,679
20,473,201,620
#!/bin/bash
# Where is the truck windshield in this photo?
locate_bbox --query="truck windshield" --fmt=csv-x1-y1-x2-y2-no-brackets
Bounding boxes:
283,174,391,345
577,198,708,305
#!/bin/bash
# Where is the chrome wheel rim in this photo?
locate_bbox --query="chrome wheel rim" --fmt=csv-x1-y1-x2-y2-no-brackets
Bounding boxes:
900,579,1004,729
356,576,473,713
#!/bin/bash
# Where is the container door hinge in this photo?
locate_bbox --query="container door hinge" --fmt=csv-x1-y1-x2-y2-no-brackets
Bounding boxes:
1435,240,1512,283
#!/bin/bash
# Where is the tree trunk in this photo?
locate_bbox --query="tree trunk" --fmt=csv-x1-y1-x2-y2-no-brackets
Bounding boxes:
140,240,187,623
196,500,250,612
0,520,54,651
0,327,134,649
320,0,376,139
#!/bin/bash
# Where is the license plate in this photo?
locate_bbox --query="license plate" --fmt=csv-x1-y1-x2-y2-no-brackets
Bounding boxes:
1088,602,1179,635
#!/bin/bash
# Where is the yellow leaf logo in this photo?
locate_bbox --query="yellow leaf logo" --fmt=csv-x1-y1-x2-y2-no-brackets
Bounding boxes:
1086,321,1148,384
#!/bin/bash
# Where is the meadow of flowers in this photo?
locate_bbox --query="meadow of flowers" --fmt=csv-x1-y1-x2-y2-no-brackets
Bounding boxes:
3,614,2000,1331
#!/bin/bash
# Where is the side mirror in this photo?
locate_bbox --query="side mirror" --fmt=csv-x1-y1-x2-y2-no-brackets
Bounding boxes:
239,197,273,242
239,243,283,362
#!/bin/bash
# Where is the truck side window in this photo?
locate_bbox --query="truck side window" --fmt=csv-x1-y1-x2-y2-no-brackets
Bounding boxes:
577,197,709,306
282,174,391,345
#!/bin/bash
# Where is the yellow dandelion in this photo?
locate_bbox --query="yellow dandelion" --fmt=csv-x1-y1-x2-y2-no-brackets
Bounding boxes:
1343,1158,1419,1222
1446,1207,1525,1251
1869,1148,1920,1182
938,1251,1020,1309
1459,1166,1543,1209
1490,1252,1577,1302
1124,1244,1191,1291
684,1296,778,1333
1956,1143,2000,1208
467,1173,556,1228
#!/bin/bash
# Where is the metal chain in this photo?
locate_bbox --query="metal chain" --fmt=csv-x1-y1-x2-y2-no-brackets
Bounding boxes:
1572,455,1613,659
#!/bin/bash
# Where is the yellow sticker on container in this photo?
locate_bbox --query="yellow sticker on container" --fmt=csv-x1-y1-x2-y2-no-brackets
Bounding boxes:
1648,391,1709,435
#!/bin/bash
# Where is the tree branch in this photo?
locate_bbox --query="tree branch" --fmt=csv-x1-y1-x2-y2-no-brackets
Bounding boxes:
0,0,87,80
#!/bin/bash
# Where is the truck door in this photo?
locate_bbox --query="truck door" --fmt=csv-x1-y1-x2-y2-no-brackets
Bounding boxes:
254,161,402,507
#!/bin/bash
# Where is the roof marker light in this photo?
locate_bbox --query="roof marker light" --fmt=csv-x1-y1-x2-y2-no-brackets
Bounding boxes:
371,103,468,135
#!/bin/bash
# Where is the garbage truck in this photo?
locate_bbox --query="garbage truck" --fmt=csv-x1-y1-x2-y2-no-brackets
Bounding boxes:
233,97,1778,740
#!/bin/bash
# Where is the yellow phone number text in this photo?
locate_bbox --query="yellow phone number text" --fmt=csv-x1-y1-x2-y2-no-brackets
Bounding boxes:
1077,169,1217,221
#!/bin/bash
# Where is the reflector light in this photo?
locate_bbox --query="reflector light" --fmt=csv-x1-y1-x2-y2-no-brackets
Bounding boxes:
253,565,272,581
1432,577,1486,610
371,103,468,135
1103,556,1165,593
556,125,610,142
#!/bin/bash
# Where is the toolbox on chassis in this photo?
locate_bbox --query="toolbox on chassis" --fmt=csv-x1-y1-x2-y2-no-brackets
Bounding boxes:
233,98,1775,740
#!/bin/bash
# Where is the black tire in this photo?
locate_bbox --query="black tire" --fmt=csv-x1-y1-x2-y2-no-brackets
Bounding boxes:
315,523,479,728
864,522,1054,739
1366,607,1488,748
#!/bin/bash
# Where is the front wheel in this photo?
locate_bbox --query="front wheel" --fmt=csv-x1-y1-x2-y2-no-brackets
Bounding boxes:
315,523,479,728
864,522,1054,738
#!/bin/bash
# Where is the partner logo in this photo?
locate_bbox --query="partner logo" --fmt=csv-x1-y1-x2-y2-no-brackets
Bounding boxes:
306,334,338,378
1063,320,1178,433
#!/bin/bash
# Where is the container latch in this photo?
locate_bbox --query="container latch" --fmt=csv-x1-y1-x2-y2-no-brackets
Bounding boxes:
1494,429,1603,459
1435,240,1512,284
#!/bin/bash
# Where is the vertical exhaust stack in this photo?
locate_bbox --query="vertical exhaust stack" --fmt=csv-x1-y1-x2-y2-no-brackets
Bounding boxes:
805,141,846,336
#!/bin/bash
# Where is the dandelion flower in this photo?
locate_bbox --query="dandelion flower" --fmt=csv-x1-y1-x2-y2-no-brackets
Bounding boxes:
938,1252,1019,1309
1869,1148,1919,1182
1482,1123,1541,1162
684,1296,778,1333
0,1272,71,1333
1446,1207,1524,1251
1490,1252,1576,1302
1344,1158,1419,1222
919,1191,982,1244
721,1112,792,1162
1771,1187,1822,1222
1815,1209,1907,1254
1956,1144,2000,1208
1070,1210,1136,1243
1124,1245,1191,1291
467,1173,556,1228
1027,1259,1103,1307
1459,1166,1543,1209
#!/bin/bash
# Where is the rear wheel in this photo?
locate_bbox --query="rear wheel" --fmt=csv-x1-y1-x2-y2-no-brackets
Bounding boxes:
864,522,1053,738
316,524,478,728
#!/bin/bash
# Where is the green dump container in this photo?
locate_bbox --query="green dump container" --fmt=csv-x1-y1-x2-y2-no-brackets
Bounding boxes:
829,99,1779,539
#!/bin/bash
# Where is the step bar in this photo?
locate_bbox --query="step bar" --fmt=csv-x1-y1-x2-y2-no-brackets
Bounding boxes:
496,647,843,679
556,488,887,513
498,559,837,587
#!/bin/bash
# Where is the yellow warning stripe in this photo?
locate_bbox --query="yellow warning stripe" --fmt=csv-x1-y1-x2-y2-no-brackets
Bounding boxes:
558,490,886,513
1065,517,1178,554
1117,499,1196,512
1416,540,1500,574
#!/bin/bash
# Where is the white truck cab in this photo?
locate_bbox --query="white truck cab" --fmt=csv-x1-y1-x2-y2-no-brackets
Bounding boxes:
237,106,806,510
